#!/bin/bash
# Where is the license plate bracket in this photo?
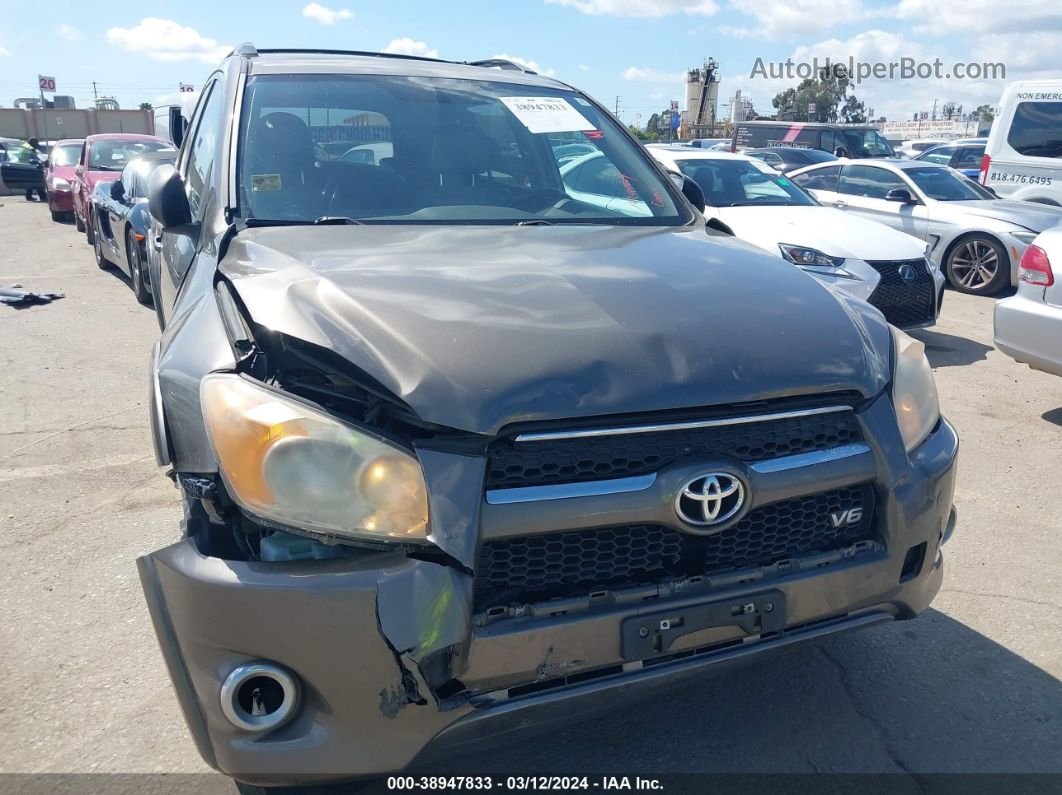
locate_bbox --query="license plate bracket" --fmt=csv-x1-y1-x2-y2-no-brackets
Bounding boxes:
620,591,786,660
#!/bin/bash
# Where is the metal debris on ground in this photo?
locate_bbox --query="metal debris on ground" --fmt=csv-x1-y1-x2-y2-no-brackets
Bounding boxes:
0,287,65,307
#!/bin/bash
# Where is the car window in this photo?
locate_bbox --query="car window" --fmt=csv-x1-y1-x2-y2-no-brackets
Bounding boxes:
840,130,895,158
838,165,907,198
185,80,228,219
88,139,169,171
791,165,841,192
919,147,955,165
954,146,984,169
50,143,82,167
1007,102,1062,158
237,74,686,225
673,158,817,207
121,162,138,198
904,165,995,200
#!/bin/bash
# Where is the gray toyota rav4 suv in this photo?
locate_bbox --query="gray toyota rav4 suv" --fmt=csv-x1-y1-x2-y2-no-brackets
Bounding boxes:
141,45,958,789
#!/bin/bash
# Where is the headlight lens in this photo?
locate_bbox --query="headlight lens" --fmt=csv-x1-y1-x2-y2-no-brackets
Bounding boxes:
49,176,70,191
1011,230,1039,245
201,374,429,542
778,243,845,268
891,327,940,453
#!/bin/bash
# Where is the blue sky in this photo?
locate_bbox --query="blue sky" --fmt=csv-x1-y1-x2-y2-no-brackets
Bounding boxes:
2,0,1058,122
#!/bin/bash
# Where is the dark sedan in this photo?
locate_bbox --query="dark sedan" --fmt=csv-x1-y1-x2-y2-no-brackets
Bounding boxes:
89,150,177,304
914,138,987,180
745,146,838,173
0,138,46,198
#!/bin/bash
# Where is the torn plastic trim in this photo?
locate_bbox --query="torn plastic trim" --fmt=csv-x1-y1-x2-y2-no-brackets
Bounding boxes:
475,538,887,626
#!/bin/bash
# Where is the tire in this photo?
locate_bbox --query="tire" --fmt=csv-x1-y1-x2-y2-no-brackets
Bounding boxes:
75,209,85,232
128,228,151,305
92,215,112,270
50,208,63,222
944,235,1009,296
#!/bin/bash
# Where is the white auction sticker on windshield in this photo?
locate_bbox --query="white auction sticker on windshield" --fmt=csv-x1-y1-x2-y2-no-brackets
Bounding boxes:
500,97,596,134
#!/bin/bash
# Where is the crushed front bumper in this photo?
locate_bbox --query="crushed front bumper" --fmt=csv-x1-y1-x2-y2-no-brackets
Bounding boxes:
139,418,958,786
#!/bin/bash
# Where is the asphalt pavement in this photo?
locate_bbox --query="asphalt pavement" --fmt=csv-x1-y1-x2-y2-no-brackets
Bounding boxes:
1,197,1059,793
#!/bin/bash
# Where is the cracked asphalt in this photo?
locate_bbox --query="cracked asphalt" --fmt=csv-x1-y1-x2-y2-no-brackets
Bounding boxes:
1,198,1059,792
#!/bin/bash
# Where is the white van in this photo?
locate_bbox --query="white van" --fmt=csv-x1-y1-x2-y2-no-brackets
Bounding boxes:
981,81,1062,205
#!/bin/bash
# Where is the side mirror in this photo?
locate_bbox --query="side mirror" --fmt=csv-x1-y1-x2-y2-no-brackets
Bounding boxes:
148,164,193,231
884,188,916,204
705,216,735,237
668,171,705,213
109,179,125,202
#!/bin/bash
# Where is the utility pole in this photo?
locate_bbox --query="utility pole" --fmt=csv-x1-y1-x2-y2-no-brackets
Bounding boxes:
615,96,620,116
93,81,99,104
931,98,937,122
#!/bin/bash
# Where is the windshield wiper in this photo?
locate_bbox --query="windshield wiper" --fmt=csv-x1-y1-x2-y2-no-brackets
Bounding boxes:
313,216,365,225
514,219,554,226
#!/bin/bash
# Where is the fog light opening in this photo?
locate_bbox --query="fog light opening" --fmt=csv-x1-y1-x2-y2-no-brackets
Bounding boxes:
899,542,928,583
220,662,299,732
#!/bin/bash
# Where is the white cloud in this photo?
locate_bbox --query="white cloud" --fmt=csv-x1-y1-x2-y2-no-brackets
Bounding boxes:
106,18,229,63
383,38,438,58
55,25,82,41
545,0,718,16
622,66,684,83
729,0,877,39
0,44,10,57
302,2,353,25
491,53,555,77
895,0,1061,33
578,64,591,71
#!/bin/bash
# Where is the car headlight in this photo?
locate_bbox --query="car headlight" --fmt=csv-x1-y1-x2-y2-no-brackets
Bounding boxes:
891,327,940,453
778,243,845,268
48,176,70,191
1011,230,1039,245
201,374,429,542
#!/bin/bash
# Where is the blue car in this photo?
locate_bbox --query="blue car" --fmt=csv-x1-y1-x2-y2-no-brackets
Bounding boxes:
914,138,987,179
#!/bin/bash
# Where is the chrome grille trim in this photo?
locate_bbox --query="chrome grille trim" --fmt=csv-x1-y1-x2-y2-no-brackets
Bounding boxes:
748,442,872,473
485,473,657,505
512,405,854,443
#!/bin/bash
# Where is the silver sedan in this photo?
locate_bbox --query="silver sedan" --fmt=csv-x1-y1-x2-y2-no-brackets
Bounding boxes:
995,228,1062,377
787,159,1062,295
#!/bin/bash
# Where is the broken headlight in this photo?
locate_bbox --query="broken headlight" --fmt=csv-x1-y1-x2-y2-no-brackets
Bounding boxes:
200,374,429,543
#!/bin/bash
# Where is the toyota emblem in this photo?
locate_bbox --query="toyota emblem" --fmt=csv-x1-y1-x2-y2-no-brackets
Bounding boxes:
675,472,746,527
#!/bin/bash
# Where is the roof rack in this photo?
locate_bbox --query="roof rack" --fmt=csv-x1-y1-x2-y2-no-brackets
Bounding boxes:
228,43,445,64
466,58,537,75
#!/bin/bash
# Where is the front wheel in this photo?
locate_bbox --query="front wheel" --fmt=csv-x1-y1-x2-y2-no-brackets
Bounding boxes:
944,235,1009,295
75,208,85,232
92,216,111,270
128,228,151,305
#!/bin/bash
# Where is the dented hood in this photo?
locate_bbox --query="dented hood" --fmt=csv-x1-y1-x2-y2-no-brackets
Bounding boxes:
220,224,891,435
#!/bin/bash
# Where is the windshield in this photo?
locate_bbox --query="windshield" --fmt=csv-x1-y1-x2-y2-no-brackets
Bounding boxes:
89,140,170,171
50,143,82,167
674,158,817,207
841,130,895,158
237,74,686,225
905,166,995,200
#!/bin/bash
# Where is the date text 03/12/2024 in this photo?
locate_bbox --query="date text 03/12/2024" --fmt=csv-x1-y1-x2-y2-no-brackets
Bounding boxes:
386,777,665,791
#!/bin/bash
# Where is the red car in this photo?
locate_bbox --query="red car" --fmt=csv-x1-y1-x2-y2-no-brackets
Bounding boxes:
45,138,84,221
72,133,171,238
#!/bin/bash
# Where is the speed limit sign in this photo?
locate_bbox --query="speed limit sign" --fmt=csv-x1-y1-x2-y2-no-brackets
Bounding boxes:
39,75,57,92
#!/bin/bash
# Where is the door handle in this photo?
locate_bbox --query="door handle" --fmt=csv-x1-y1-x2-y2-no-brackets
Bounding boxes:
832,200,847,208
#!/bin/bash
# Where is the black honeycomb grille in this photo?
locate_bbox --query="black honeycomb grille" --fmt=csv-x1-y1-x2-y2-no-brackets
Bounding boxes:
474,484,875,609
866,259,936,328
487,410,862,489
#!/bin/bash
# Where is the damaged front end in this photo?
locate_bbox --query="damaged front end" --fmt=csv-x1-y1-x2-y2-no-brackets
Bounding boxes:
143,270,956,785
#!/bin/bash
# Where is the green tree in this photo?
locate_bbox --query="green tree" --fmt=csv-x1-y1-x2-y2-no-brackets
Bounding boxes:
771,66,860,123
139,102,153,111
840,95,867,123
645,112,661,133
974,103,995,123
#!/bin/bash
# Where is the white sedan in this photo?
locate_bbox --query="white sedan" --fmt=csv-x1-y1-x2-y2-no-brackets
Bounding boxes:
994,228,1062,377
648,146,945,329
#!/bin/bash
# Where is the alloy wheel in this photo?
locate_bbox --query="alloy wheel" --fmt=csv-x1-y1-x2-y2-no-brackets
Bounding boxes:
949,239,999,291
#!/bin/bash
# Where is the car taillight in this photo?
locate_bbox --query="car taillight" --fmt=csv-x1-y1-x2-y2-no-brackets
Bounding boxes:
979,153,991,185
1019,244,1054,287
